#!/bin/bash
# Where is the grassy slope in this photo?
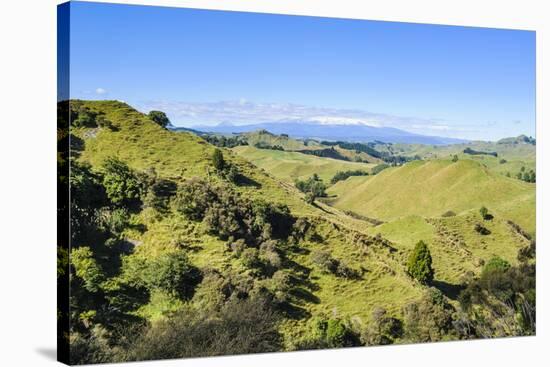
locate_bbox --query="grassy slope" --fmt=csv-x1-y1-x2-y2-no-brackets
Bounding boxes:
243,130,321,150
387,141,536,177
72,100,423,339
326,159,535,235
233,145,375,183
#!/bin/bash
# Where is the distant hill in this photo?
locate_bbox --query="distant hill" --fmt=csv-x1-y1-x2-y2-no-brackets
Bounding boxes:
191,121,468,145
497,134,536,145
326,159,535,235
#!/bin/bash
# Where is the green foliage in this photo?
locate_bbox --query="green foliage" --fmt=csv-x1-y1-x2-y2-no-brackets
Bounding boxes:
97,207,130,237
143,177,177,212
119,297,282,361
71,247,105,293
451,154,458,162
212,148,225,171
171,178,217,220
173,179,294,245
480,257,510,279
407,241,434,284
311,249,338,274
458,250,535,337
361,307,403,345
479,206,489,220
295,174,327,203
123,250,201,299
402,288,456,342
330,170,369,184
371,163,390,175
101,157,142,206
147,110,170,128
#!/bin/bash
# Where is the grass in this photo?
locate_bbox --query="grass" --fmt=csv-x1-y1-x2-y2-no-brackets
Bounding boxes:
232,145,375,183
326,159,535,236
72,100,535,344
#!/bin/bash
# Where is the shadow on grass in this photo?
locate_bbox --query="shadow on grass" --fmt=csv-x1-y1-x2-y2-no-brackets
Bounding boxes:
432,280,465,300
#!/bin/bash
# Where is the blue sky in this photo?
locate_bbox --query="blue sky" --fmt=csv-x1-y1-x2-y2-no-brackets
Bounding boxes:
68,1,535,140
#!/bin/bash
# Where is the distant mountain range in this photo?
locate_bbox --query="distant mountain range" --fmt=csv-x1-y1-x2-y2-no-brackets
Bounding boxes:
183,121,468,145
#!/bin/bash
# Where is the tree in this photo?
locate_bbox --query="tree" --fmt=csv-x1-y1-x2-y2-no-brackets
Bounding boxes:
407,240,434,284
101,157,142,206
147,110,170,128
212,149,225,171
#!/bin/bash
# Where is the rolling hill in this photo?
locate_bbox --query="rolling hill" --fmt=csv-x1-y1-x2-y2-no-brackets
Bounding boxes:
232,145,376,183
325,159,535,235
66,100,535,363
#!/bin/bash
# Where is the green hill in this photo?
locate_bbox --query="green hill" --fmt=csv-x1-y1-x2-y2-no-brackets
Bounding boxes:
67,100,424,354
65,100,535,363
326,159,535,235
232,145,375,183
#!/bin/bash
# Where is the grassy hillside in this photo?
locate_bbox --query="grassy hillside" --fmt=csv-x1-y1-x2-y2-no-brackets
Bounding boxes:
326,159,535,235
233,145,375,183
68,100,425,352
66,100,535,364
243,130,322,150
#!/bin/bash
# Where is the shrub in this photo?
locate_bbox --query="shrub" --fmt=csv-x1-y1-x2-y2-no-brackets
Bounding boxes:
451,155,458,162
406,240,434,284
119,296,282,361
101,157,142,206
311,249,338,274
402,288,455,342
479,206,490,220
171,179,218,220
123,250,201,299
361,307,403,345
71,247,105,293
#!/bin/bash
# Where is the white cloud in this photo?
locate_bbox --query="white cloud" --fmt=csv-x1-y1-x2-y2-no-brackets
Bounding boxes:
95,88,107,95
135,99,476,138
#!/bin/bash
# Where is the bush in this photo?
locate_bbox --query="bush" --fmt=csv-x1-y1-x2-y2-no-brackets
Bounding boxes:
407,241,434,284
311,249,338,274
118,297,282,361
71,247,105,293
402,288,455,342
122,250,201,299
361,307,403,345
174,179,293,245
101,157,142,206
479,206,491,220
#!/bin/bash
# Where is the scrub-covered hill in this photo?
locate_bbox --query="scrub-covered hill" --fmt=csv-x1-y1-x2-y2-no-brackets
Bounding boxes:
63,100,535,364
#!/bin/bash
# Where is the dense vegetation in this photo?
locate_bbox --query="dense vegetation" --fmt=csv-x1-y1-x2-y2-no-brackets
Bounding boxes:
62,100,536,364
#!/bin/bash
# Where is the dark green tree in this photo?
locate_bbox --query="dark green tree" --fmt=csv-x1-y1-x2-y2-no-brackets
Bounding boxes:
148,110,170,128
407,240,434,284
212,148,225,171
